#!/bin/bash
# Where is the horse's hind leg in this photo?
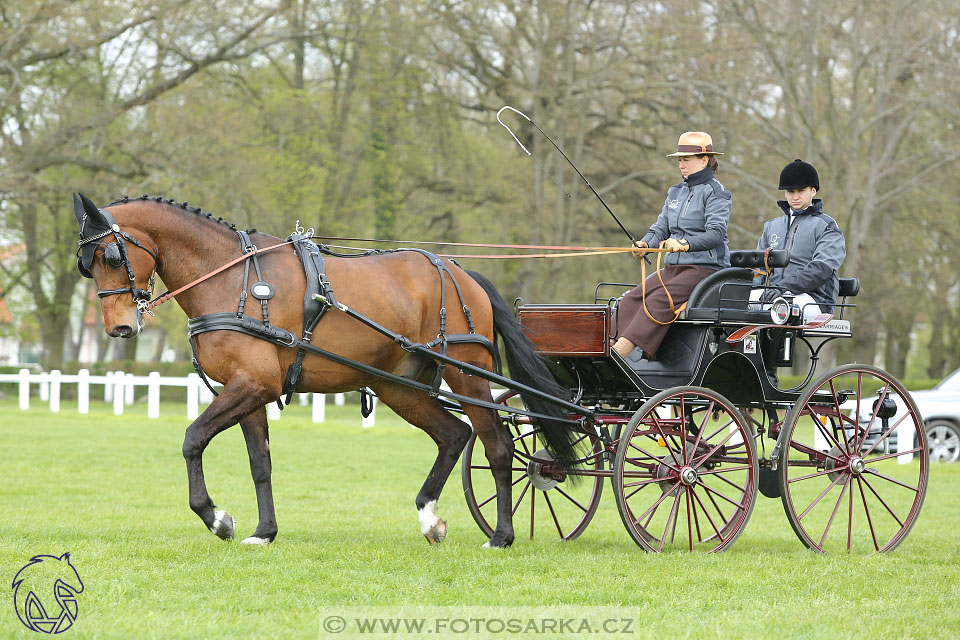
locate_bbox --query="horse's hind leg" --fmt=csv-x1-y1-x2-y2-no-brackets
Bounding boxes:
238,407,277,545
372,381,472,544
455,387,515,549
182,374,277,539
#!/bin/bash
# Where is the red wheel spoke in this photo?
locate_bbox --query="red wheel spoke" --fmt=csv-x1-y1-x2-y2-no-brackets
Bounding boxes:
796,472,845,521
863,468,920,492
472,464,492,470
708,470,747,495
690,400,716,455
856,477,881,552
699,480,748,511
856,383,891,452
511,480,531,515
623,479,656,502
828,379,851,456
685,490,694,551
865,447,922,463
633,480,679,526
691,488,725,544
476,491,497,509
626,444,676,468
660,489,683,551
692,427,740,469
691,489,705,544
697,464,751,477
859,475,905,527
553,485,590,513
651,414,684,468
541,491,565,539
847,475,854,552
818,476,849,548
529,486,536,539
788,466,843,484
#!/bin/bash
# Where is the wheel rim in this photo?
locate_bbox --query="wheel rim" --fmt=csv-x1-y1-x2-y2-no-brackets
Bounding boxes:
927,422,960,463
461,391,605,541
613,387,758,552
779,365,929,553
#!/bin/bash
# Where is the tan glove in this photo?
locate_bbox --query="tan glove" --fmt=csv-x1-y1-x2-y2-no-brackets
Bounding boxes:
630,240,649,259
660,238,689,253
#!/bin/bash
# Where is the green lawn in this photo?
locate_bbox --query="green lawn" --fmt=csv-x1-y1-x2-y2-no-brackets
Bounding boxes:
2,399,958,639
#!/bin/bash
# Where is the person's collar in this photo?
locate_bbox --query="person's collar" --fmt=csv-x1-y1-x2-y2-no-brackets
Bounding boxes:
777,199,823,216
685,165,714,187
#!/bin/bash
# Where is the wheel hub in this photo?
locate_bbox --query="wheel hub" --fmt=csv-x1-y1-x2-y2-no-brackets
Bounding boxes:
527,449,564,490
849,457,865,475
656,454,688,496
680,466,698,485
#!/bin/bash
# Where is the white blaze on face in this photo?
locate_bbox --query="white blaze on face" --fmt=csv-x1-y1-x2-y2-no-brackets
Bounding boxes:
418,500,440,535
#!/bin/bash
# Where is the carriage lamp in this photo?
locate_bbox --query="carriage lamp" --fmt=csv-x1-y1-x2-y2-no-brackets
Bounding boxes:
872,394,898,420
769,297,795,324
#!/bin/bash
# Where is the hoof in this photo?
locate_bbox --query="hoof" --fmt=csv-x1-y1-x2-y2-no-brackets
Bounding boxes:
482,535,513,549
210,510,235,540
423,518,447,545
241,536,273,546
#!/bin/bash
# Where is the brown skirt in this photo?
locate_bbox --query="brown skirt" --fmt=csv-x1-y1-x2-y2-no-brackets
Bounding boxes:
611,264,715,359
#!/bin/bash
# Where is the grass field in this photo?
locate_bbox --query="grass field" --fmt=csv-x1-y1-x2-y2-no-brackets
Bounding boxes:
2,398,959,639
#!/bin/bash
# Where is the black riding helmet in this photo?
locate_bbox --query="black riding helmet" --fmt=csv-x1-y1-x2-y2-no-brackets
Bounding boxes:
778,159,819,190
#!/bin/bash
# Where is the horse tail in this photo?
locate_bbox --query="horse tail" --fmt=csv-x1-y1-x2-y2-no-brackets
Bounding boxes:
466,270,580,470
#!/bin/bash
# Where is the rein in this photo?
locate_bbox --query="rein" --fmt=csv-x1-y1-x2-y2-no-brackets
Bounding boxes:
640,251,687,325
145,239,297,311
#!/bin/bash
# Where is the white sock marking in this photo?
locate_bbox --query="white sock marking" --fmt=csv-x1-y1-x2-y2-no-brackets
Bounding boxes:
418,500,439,535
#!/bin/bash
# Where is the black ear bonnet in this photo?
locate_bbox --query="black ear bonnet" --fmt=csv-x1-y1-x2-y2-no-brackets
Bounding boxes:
74,193,117,278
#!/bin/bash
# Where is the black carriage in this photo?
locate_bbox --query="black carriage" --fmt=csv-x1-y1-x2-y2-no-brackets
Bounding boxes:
461,250,929,553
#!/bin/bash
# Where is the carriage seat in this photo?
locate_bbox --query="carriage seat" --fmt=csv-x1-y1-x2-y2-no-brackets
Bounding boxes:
838,278,859,297
680,250,790,322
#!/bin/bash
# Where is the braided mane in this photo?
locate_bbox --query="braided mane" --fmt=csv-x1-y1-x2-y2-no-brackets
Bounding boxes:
106,194,246,232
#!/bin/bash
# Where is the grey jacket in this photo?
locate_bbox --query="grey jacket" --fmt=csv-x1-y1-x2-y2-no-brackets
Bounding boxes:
641,166,731,271
754,200,846,310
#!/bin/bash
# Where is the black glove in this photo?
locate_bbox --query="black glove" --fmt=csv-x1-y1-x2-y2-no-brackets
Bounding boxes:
759,288,781,304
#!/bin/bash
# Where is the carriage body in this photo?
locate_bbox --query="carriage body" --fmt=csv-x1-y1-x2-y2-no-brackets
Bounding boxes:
462,252,930,553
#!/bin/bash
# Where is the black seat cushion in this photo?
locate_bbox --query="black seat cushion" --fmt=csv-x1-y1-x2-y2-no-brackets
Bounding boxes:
838,278,859,297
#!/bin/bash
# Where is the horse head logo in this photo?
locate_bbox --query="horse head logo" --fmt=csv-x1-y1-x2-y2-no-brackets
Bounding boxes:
12,553,84,634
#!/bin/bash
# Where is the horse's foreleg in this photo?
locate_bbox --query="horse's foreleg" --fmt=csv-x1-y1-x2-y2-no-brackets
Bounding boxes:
182,377,275,540
239,407,277,545
372,382,472,544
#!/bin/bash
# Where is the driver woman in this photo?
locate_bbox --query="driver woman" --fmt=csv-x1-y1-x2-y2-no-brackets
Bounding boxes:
611,131,732,361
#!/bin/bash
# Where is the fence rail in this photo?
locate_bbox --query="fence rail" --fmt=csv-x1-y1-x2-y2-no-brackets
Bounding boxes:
0,369,373,425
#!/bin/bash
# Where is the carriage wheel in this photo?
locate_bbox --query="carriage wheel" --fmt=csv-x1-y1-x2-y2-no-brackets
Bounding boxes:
778,364,929,553
613,386,758,552
461,391,605,541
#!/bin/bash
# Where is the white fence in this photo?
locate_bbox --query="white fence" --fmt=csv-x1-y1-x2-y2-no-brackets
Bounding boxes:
0,369,375,425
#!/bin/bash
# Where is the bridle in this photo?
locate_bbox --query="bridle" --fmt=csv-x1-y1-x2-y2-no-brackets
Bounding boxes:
76,211,158,314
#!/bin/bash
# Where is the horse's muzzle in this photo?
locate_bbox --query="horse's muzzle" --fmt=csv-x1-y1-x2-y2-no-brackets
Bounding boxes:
110,324,135,338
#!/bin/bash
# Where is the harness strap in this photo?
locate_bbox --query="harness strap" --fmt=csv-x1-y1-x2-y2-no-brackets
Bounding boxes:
187,312,585,423
146,239,297,311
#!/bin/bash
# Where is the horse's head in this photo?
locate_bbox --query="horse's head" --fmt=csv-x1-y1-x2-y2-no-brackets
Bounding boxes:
74,193,159,338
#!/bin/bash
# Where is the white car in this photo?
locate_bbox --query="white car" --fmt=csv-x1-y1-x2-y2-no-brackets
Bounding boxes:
853,368,960,463
911,368,960,462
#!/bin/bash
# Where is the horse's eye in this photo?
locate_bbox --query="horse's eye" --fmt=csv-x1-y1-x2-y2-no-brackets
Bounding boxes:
103,243,124,268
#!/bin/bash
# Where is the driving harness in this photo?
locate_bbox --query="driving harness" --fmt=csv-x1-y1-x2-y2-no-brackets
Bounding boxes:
184,230,500,409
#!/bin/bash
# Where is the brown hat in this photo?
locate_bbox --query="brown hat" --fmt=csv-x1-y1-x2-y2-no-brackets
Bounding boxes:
666,131,723,157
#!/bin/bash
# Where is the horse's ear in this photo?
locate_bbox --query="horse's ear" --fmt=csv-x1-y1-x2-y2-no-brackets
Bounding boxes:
73,193,107,228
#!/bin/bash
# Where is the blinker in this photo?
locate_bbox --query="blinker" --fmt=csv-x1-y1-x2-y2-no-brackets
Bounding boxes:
104,243,124,268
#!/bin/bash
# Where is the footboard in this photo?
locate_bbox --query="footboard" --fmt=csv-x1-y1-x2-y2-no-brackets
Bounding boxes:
517,304,609,357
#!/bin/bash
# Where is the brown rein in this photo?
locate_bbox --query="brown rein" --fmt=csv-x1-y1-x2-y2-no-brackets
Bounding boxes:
145,239,298,311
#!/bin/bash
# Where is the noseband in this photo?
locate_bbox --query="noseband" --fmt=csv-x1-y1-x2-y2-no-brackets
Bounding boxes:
77,217,158,313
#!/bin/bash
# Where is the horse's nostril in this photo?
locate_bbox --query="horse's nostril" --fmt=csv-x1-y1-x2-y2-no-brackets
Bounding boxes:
113,325,133,338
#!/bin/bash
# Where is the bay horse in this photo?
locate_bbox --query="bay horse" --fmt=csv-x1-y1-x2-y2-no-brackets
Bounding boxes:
73,193,579,548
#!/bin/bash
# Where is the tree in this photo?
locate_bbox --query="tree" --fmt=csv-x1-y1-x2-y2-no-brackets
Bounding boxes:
0,0,289,367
